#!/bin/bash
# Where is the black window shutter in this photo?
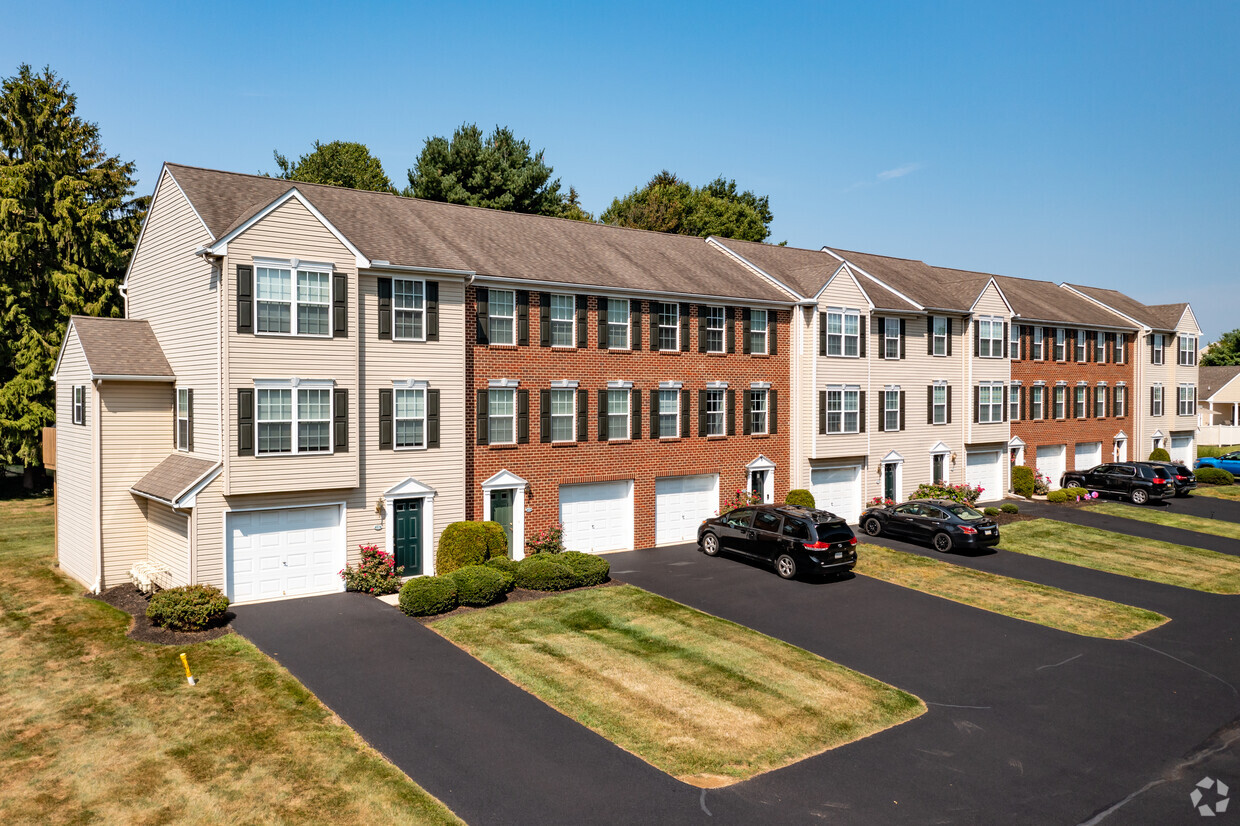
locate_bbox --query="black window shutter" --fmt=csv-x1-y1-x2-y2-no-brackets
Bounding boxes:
631,300,642,350
899,319,906,359
927,318,935,355
650,387,660,439
540,389,551,443
742,308,751,354
631,389,642,439
236,265,253,334
860,316,868,357
427,389,440,448
698,389,707,437
517,291,529,346
1002,386,1009,422
649,302,660,351
237,389,253,456
927,386,934,424
973,319,980,357
186,389,194,451
820,312,828,355
899,391,906,431
697,306,708,353
426,281,439,341
1150,385,1155,414
974,387,980,423
332,273,347,338
875,316,886,359
947,385,953,423
743,389,752,434
726,389,736,436
475,288,489,345
539,293,550,347
679,303,690,352
378,388,393,450
598,389,608,440
679,388,689,438
576,295,588,348
377,277,392,340
476,389,489,445
769,313,778,355
769,388,778,435
517,389,529,443
946,318,953,355
818,390,826,434
726,307,735,353
577,388,587,442
859,391,867,432
1001,322,1008,358
597,296,608,350
333,388,348,452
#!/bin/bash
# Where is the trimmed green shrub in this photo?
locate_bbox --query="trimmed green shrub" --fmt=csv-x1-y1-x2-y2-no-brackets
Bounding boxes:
514,556,578,591
482,521,509,557
1148,447,1171,462
398,576,458,617
485,555,521,582
983,507,1001,516
447,566,510,607
1196,467,1235,486
436,521,496,575
1047,490,1070,504
784,489,815,508
145,585,230,631
1063,487,1090,499
1012,466,1035,498
557,551,610,587
1000,503,1019,514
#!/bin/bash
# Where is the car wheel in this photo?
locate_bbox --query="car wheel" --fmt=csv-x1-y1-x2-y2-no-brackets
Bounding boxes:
774,553,797,580
863,517,883,537
701,532,720,556
1131,488,1149,505
933,532,954,553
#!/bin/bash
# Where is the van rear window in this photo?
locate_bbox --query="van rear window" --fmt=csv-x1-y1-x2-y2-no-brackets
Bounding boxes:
812,521,854,543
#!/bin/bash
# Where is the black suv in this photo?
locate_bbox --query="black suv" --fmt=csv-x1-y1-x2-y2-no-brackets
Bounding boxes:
1059,462,1174,504
1139,461,1197,497
698,505,857,579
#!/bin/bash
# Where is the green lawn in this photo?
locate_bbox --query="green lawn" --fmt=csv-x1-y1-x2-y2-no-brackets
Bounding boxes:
0,498,460,825
1193,485,1240,501
433,584,924,786
855,544,1166,639
1197,444,1240,459
1084,501,1240,542
999,518,1240,594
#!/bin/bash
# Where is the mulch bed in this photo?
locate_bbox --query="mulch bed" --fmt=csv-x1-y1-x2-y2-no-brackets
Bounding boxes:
412,578,625,625
87,585,234,645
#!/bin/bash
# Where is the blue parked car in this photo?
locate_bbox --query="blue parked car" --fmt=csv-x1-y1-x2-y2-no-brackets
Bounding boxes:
1197,452,1240,475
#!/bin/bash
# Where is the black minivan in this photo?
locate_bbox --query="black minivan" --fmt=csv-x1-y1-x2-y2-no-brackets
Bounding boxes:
697,505,857,579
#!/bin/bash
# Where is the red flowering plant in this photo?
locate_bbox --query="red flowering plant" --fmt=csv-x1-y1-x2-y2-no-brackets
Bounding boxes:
526,523,565,555
339,544,404,595
867,496,896,508
721,488,763,514
910,482,983,506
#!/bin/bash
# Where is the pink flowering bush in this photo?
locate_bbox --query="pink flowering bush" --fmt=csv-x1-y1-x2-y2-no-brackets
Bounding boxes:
526,523,565,555
723,488,763,512
340,544,404,595
910,482,983,506
868,496,896,508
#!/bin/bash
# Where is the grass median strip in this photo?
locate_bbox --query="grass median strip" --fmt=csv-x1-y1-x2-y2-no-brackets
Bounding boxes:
855,543,1166,639
1084,501,1240,542
1000,518,1240,594
0,498,461,825
431,584,924,786
1192,486,1240,501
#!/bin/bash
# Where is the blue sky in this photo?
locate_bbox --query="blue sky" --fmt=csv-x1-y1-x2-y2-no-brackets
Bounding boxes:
6,1,1238,338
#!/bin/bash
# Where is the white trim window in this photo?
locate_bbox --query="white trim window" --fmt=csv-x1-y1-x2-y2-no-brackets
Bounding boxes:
607,389,630,440
658,303,679,351
1179,384,1195,416
1033,329,1044,360
550,294,575,347
884,317,901,359
978,383,1003,423
489,289,516,346
1114,386,1126,417
1179,335,1197,366
932,383,947,425
1009,385,1021,420
749,388,768,435
73,385,85,425
1152,385,1164,417
931,315,948,357
177,388,191,451
1152,334,1165,365
884,388,901,431
393,278,425,340
1076,330,1087,361
1115,333,1126,364
978,317,1004,358
549,388,575,442
488,387,516,443
750,309,769,354
1055,328,1066,361
1096,330,1106,362
705,388,725,436
255,382,333,455
1054,385,1066,419
607,298,630,349
1031,386,1045,420
255,264,331,336
825,386,860,433
703,306,725,353
826,309,861,357
1095,385,1107,418
1010,326,1020,360
658,388,679,438
1074,385,1088,418
395,387,427,449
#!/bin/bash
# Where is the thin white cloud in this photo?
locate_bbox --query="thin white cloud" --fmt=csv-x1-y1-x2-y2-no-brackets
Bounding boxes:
877,163,922,181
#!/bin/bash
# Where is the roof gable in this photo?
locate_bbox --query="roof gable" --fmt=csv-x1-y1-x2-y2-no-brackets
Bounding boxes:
1200,365,1240,399
61,316,175,380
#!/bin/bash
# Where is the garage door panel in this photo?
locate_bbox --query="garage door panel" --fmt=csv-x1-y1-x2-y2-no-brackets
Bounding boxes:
967,452,1002,502
809,466,861,524
1170,436,1192,464
1037,445,1066,490
656,474,718,545
226,505,344,603
1075,442,1102,472
560,482,634,553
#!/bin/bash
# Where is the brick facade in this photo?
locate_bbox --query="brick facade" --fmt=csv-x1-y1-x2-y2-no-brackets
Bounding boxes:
466,286,792,550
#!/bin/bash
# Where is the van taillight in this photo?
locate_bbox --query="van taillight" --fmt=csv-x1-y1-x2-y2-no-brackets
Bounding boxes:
802,541,831,550
849,536,858,546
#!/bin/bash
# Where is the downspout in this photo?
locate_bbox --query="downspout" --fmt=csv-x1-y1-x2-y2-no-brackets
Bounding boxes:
92,378,103,593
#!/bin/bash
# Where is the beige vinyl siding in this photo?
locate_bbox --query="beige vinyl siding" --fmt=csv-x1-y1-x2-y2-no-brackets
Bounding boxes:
125,170,220,458
99,382,175,587
1172,306,1200,432
793,305,815,488
145,499,190,588
1141,330,1176,452
967,284,1011,467
54,328,98,589
223,197,360,495
813,275,870,463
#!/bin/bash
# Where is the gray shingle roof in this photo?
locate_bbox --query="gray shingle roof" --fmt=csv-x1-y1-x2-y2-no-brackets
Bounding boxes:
1066,285,1187,331
70,316,174,379
131,454,219,505
828,248,991,312
1201,366,1240,398
165,164,795,303
987,275,1136,328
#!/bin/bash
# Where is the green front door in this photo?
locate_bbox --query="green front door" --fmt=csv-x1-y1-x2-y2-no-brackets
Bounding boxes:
489,489,514,557
393,498,422,575
883,464,897,502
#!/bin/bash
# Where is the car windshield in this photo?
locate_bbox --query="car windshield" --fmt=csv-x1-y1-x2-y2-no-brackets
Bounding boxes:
946,504,985,521
812,520,854,543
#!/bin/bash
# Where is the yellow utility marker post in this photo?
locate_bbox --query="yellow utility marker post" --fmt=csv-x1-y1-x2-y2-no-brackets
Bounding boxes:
179,652,196,686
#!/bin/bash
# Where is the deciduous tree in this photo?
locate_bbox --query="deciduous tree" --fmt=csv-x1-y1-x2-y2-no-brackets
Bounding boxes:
601,172,773,241
272,140,395,193
1201,329,1240,366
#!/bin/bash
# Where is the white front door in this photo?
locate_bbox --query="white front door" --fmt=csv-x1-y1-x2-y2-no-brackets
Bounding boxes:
809,466,862,524
966,451,1003,502
655,474,719,545
559,480,633,553
1074,441,1103,472
1037,444,1067,490
226,505,344,603
1169,434,1193,465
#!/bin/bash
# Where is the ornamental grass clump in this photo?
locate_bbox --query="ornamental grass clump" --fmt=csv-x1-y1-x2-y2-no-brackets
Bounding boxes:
339,544,404,595
145,585,230,631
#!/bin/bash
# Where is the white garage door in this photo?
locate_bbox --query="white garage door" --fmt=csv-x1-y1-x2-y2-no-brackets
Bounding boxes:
1170,435,1193,465
560,480,633,553
1037,444,1067,490
1074,441,1102,473
226,505,343,604
809,466,862,524
655,474,718,545
966,451,1003,502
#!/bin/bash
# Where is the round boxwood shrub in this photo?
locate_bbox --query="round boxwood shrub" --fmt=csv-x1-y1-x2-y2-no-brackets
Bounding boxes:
436,521,495,575
447,565,510,607
557,551,610,587
1063,487,1089,499
983,507,1001,516
484,556,519,589
1047,490,1070,504
398,576,458,617
784,489,815,508
514,556,579,591
146,585,230,631
1000,503,1020,514
1011,466,1035,498
1196,466,1235,486
1149,447,1171,462
481,521,509,557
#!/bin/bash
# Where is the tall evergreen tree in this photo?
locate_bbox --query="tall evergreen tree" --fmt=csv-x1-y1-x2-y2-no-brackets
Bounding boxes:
601,171,773,241
0,64,145,471
272,140,396,192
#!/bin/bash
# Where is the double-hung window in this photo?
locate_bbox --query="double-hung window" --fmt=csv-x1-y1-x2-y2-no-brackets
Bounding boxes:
488,388,516,443
1179,384,1195,416
1179,335,1197,366
549,388,575,442
255,382,333,455
978,317,1004,358
703,306,725,353
1055,328,1066,360
658,389,679,438
1096,331,1106,362
1151,385,1164,416
1054,386,1066,419
1114,386,1126,417
1010,327,1021,360
549,294,575,347
749,389,768,435
932,383,947,424
72,385,85,425
705,389,725,436
1033,329,1044,360
1095,385,1107,417
489,290,516,345
256,266,292,334
658,303,679,351
978,383,1003,423
607,389,630,440
884,318,901,359
749,309,768,354
884,388,901,431
824,387,860,433
1076,330,1087,361
1009,385,1021,420
607,298,630,349
395,387,426,449
393,278,425,340
931,316,948,356
255,264,330,336
1031,386,1045,420
1074,385,1088,418
1152,334,1165,365
177,388,191,451
827,309,860,356
1115,334,1126,364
